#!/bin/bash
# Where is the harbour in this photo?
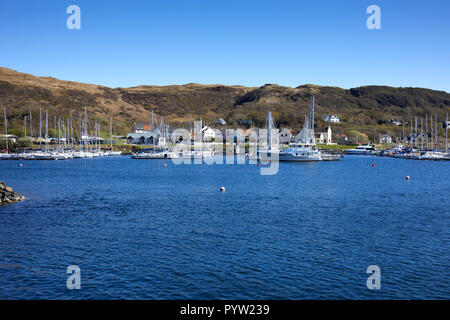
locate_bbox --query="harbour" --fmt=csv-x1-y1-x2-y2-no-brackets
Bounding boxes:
0,154,448,299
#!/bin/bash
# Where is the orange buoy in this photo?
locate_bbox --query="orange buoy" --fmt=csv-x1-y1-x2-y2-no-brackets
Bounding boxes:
406,176,410,180
220,187,226,192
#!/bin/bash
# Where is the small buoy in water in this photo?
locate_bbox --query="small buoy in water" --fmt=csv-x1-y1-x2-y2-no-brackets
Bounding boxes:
257,163,260,167
19,163,23,167
371,163,375,167
406,176,411,180
163,164,167,167
220,187,226,192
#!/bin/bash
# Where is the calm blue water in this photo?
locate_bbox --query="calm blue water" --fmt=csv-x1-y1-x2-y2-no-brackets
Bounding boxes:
0,156,448,299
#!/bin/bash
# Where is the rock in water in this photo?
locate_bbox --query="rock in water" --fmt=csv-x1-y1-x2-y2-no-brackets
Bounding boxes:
0,182,24,204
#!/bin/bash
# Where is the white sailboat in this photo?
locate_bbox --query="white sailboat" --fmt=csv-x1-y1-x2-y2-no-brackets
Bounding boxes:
278,96,335,161
0,106,13,160
109,118,122,155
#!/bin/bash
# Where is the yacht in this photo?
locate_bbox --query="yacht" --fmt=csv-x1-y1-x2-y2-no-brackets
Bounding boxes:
415,151,446,160
73,151,86,158
132,150,175,159
0,153,13,160
260,98,340,162
344,144,376,155
278,143,322,161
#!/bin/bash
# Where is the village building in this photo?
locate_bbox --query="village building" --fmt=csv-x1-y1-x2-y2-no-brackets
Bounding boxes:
201,126,216,142
323,115,340,123
133,122,153,133
279,128,293,144
126,131,165,145
314,126,333,145
379,134,393,144
387,119,403,126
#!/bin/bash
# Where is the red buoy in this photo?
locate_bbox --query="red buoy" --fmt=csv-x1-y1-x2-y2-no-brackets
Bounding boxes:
19,164,23,167
406,176,410,180
257,163,260,167
371,163,375,167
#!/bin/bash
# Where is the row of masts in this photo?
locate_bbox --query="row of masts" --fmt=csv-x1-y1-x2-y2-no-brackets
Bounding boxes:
3,106,117,153
401,113,449,152
151,110,170,141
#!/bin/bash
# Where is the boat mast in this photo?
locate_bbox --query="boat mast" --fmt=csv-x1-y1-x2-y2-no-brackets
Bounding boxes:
39,108,42,149
3,107,8,154
425,114,428,149
446,113,448,153
54,115,57,152
435,114,438,151
97,123,100,152
69,111,73,149
420,117,423,150
110,118,113,150
429,117,433,149
311,96,315,134
151,110,154,131
84,107,89,152
23,116,27,142
78,109,82,151
414,117,418,148
57,116,61,152
45,110,48,153
30,108,33,149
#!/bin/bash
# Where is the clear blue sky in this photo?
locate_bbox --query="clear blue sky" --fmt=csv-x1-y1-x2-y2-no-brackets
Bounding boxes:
0,0,449,91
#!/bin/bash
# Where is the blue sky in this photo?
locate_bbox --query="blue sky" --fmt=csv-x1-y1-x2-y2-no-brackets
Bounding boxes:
0,0,449,91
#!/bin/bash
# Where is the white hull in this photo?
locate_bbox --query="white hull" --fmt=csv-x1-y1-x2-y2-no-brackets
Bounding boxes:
278,152,322,162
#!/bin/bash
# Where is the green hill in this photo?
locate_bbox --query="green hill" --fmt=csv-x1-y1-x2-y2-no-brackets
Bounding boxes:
0,67,449,141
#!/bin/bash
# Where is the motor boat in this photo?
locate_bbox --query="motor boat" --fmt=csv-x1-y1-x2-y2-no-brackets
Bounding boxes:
344,144,376,155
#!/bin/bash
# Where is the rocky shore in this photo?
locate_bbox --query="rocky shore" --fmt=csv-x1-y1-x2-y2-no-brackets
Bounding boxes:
0,182,24,204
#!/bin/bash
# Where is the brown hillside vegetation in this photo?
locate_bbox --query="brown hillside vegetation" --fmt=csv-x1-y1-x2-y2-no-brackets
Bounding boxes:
0,67,449,140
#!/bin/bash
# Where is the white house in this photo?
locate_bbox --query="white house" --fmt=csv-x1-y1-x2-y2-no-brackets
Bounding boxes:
201,126,216,142
126,131,165,145
323,115,340,123
379,134,393,144
315,126,333,145
133,122,153,133
388,119,402,126
279,128,293,144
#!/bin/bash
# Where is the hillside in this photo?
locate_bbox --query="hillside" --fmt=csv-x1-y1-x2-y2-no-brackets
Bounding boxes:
0,67,449,140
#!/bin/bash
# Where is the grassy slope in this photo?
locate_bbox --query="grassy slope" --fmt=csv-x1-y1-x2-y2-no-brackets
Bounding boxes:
0,67,449,141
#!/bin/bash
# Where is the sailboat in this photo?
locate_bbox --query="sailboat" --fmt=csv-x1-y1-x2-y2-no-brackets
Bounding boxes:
108,117,122,155
0,107,13,159
278,97,337,161
34,110,58,160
